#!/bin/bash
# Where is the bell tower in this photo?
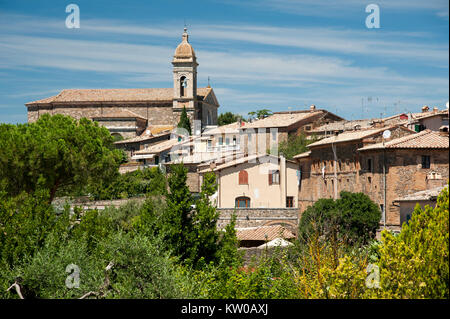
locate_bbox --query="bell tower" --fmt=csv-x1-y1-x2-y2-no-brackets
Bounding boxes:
172,28,198,111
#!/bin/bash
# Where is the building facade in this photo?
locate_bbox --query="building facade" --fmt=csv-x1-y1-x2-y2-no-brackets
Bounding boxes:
25,28,219,138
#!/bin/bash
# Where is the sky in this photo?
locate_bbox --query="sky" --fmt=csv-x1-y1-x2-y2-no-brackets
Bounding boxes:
0,0,448,123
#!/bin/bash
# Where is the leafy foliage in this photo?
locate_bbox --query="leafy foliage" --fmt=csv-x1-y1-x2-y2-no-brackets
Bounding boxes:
217,112,239,126
87,167,166,200
298,192,381,245
0,114,122,202
277,133,312,160
374,186,449,298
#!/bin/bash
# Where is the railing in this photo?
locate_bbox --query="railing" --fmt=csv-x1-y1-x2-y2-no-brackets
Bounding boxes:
206,144,240,152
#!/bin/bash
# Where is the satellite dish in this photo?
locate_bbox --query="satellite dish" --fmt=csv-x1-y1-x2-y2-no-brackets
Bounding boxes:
383,130,391,139
145,130,150,135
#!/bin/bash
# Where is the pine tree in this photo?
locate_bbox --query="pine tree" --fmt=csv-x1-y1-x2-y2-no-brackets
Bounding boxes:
177,106,192,135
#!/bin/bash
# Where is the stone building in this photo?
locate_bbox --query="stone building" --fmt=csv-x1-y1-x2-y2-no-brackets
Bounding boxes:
25,28,219,137
295,127,449,231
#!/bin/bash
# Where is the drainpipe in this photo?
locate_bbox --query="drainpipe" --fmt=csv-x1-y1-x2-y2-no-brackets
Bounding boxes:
331,141,338,200
383,140,386,229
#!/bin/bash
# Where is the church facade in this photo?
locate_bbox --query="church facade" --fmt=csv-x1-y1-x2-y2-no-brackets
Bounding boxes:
25,28,219,139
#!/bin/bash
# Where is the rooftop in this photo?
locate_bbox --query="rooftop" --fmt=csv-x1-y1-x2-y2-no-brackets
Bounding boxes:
358,129,449,151
241,110,325,129
236,225,295,242
26,87,213,105
394,186,447,202
307,126,392,147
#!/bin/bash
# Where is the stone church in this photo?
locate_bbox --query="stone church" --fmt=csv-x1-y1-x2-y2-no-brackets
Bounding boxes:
26,28,219,139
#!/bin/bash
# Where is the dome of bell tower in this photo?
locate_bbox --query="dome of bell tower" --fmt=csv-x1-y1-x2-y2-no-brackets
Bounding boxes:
173,28,196,63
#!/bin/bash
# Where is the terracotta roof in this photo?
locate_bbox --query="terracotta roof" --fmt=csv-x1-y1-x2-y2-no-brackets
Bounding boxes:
134,138,183,155
202,122,241,135
199,154,296,173
236,225,295,241
114,129,172,145
358,130,449,151
241,111,324,129
293,151,311,159
394,186,447,202
311,119,372,133
26,87,212,105
307,127,391,147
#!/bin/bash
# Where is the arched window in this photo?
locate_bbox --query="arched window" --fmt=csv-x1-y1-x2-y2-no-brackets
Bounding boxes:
235,196,250,208
238,170,248,185
180,76,187,97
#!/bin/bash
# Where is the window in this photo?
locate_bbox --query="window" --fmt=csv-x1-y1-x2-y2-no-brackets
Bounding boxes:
180,76,187,97
233,137,237,145
235,196,250,208
367,158,373,172
268,170,280,185
421,155,431,169
286,196,294,208
271,130,277,141
238,170,248,185
207,140,212,148
225,137,230,145
305,125,311,131
218,137,223,145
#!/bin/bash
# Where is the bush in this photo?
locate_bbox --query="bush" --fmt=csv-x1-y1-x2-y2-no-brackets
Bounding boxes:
374,186,449,298
298,192,381,246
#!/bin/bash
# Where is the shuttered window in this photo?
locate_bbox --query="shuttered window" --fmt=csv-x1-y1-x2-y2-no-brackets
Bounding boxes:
239,170,248,185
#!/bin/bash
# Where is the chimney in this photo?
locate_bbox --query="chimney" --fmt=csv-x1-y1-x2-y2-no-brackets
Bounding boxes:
422,105,430,113
433,107,439,113
310,104,316,111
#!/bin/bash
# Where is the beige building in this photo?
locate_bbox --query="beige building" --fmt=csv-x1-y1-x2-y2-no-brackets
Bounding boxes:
25,28,219,137
200,154,299,209
238,107,343,155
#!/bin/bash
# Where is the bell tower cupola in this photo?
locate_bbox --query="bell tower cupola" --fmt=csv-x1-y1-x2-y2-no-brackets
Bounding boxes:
172,28,198,109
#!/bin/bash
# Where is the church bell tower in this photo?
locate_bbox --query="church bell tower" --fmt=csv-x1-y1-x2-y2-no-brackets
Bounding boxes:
172,28,198,112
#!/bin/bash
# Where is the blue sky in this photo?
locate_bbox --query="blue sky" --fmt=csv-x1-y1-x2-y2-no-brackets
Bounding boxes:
0,0,448,123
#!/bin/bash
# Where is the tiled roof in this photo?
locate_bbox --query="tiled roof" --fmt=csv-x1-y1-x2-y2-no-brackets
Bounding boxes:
311,119,372,133
394,186,447,202
236,225,295,241
199,154,296,173
358,129,449,151
293,151,311,159
26,87,212,105
202,122,241,135
134,138,182,154
114,128,172,145
241,111,324,129
307,127,390,147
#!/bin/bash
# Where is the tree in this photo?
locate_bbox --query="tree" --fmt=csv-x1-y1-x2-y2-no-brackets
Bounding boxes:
0,114,122,202
256,109,273,119
177,106,192,135
163,164,194,261
218,112,238,126
375,186,449,298
277,133,312,159
298,191,381,245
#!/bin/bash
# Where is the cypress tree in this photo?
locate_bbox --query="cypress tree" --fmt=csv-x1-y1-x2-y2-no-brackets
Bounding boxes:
177,106,192,135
